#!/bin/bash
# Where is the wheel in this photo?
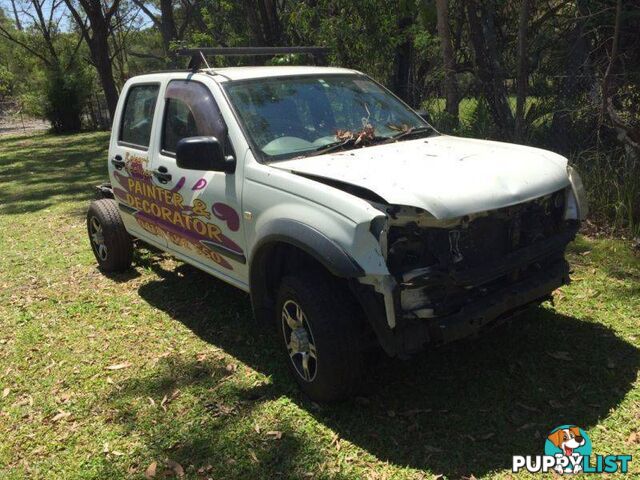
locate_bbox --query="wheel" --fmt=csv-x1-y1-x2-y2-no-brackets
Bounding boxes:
87,199,133,273
276,272,366,402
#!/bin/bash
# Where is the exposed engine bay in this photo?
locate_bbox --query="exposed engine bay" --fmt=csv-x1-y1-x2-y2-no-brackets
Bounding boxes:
380,188,576,320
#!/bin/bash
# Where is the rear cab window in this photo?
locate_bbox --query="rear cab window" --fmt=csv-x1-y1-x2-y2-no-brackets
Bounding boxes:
119,84,160,150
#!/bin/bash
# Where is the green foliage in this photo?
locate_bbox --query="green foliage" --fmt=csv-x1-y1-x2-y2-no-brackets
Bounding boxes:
574,149,640,236
43,65,92,133
459,98,496,138
0,64,14,100
285,0,401,83
423,97,498,139
0,12,94,131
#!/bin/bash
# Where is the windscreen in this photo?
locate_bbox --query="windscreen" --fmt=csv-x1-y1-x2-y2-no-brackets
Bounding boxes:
224,75,430,161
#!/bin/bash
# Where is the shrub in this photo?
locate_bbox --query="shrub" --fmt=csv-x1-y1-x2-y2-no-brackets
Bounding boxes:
0,66,14,101
44,66,91,134
574,149,640,236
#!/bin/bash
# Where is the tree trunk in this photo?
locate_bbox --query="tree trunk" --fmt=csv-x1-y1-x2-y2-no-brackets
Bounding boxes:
88,24,119,120
549,0,591,151
9,0,22,31
465,0,514,139
260,0,282,45
159,0,179,67
602,0,638,154
63,0,122,120
514,0,530,141
601,0,622,121
392,15,413,104
435,0,458,124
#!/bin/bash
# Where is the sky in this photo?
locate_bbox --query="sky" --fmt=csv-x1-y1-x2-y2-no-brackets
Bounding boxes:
0,0,156,33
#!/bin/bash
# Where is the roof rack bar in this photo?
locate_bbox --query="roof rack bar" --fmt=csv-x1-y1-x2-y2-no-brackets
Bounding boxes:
177,46,329,57
177,46,329,71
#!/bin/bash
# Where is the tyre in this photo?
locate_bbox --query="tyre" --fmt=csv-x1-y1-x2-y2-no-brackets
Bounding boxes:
87,199,133,273
276,272,366,402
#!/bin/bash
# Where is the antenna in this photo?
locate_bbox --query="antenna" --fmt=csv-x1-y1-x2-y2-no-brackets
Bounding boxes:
178,47,330,71
198,51,211,70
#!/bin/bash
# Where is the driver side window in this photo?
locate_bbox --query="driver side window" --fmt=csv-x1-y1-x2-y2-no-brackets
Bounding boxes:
161,80,230,156
162,99,199,154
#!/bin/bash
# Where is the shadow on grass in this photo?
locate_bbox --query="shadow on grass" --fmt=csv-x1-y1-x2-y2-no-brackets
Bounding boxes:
112,260,640,478
0,132,109,215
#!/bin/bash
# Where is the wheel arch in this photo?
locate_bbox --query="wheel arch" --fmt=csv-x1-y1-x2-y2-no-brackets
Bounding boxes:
249,219,364,326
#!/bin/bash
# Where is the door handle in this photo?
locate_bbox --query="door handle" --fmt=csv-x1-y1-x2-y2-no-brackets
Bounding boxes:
153,166,172,183
111,155,125,170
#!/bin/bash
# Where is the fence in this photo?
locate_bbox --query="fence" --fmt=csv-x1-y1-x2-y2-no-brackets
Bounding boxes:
0,92,112,135
0,100,49,136
83,92,111,131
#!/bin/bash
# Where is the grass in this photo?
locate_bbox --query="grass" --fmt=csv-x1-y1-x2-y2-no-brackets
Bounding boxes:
0,132,639,479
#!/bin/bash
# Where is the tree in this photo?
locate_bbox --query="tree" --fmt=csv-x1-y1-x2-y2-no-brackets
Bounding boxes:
63,0,121,118
0,0,69,66
514,0,529,141
391,2,413,105
131,0,200,67
547,0,592,151
465,0,514,138
434,0,458,124
242,0,283,47
0,0,89,132
602,0,640,154
8,0,22,30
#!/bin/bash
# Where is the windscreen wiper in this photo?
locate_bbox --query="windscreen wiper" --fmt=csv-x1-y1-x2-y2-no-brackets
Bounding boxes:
305,135,385,157
306,138,356,157
380,125,434,144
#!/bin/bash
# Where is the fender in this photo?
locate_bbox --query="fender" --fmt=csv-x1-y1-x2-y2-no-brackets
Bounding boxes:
250,218,364,278
249,218,365,325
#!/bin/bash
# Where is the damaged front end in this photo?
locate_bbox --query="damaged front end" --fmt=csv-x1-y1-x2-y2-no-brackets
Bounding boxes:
355,187,580,357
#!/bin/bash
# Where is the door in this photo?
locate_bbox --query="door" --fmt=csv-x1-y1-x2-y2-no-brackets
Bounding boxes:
154,79,247,282
108,82,168,248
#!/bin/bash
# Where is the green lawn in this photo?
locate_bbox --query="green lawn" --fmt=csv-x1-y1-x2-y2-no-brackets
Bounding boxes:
0,132,639,479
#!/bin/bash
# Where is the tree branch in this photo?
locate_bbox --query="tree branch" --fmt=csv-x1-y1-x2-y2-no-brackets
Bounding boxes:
63,0,90,42
128,50,165,61
601,0,621,120
0,24,51,65
131,0,160,28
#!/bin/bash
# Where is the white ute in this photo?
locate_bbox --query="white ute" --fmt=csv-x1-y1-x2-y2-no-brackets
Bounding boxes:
87,50,588,401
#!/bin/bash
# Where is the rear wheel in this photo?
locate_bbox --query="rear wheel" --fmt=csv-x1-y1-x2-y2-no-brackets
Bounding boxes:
87,199,133,273
276,272,366,402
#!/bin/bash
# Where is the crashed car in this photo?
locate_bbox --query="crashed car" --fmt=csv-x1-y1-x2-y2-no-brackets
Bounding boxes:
88,63,587,401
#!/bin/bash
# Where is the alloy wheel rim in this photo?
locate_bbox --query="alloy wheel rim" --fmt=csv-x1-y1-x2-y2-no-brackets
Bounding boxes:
89,217,108,261
281,299,317,382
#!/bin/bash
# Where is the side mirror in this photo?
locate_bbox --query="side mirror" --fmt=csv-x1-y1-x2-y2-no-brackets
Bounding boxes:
176,136,236,173
415,109,431,124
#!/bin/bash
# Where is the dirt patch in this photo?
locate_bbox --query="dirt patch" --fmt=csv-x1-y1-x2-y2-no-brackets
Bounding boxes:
0,116,50,136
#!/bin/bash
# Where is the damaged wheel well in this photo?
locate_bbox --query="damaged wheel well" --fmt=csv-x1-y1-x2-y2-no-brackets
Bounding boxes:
249,240,364,329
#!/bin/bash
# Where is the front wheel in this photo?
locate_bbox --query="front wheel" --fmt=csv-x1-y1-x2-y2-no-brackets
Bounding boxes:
87,199,133,273
276,272,367,402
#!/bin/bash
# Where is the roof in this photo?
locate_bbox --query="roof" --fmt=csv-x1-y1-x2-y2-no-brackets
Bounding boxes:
202,66,360,81
125,66,362,86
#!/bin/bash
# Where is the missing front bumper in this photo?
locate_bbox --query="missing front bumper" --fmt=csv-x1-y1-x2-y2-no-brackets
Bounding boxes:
426,259,570,345
353,258,570,357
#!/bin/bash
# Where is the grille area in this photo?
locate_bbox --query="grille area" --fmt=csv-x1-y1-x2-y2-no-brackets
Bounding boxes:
387,189,575,317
